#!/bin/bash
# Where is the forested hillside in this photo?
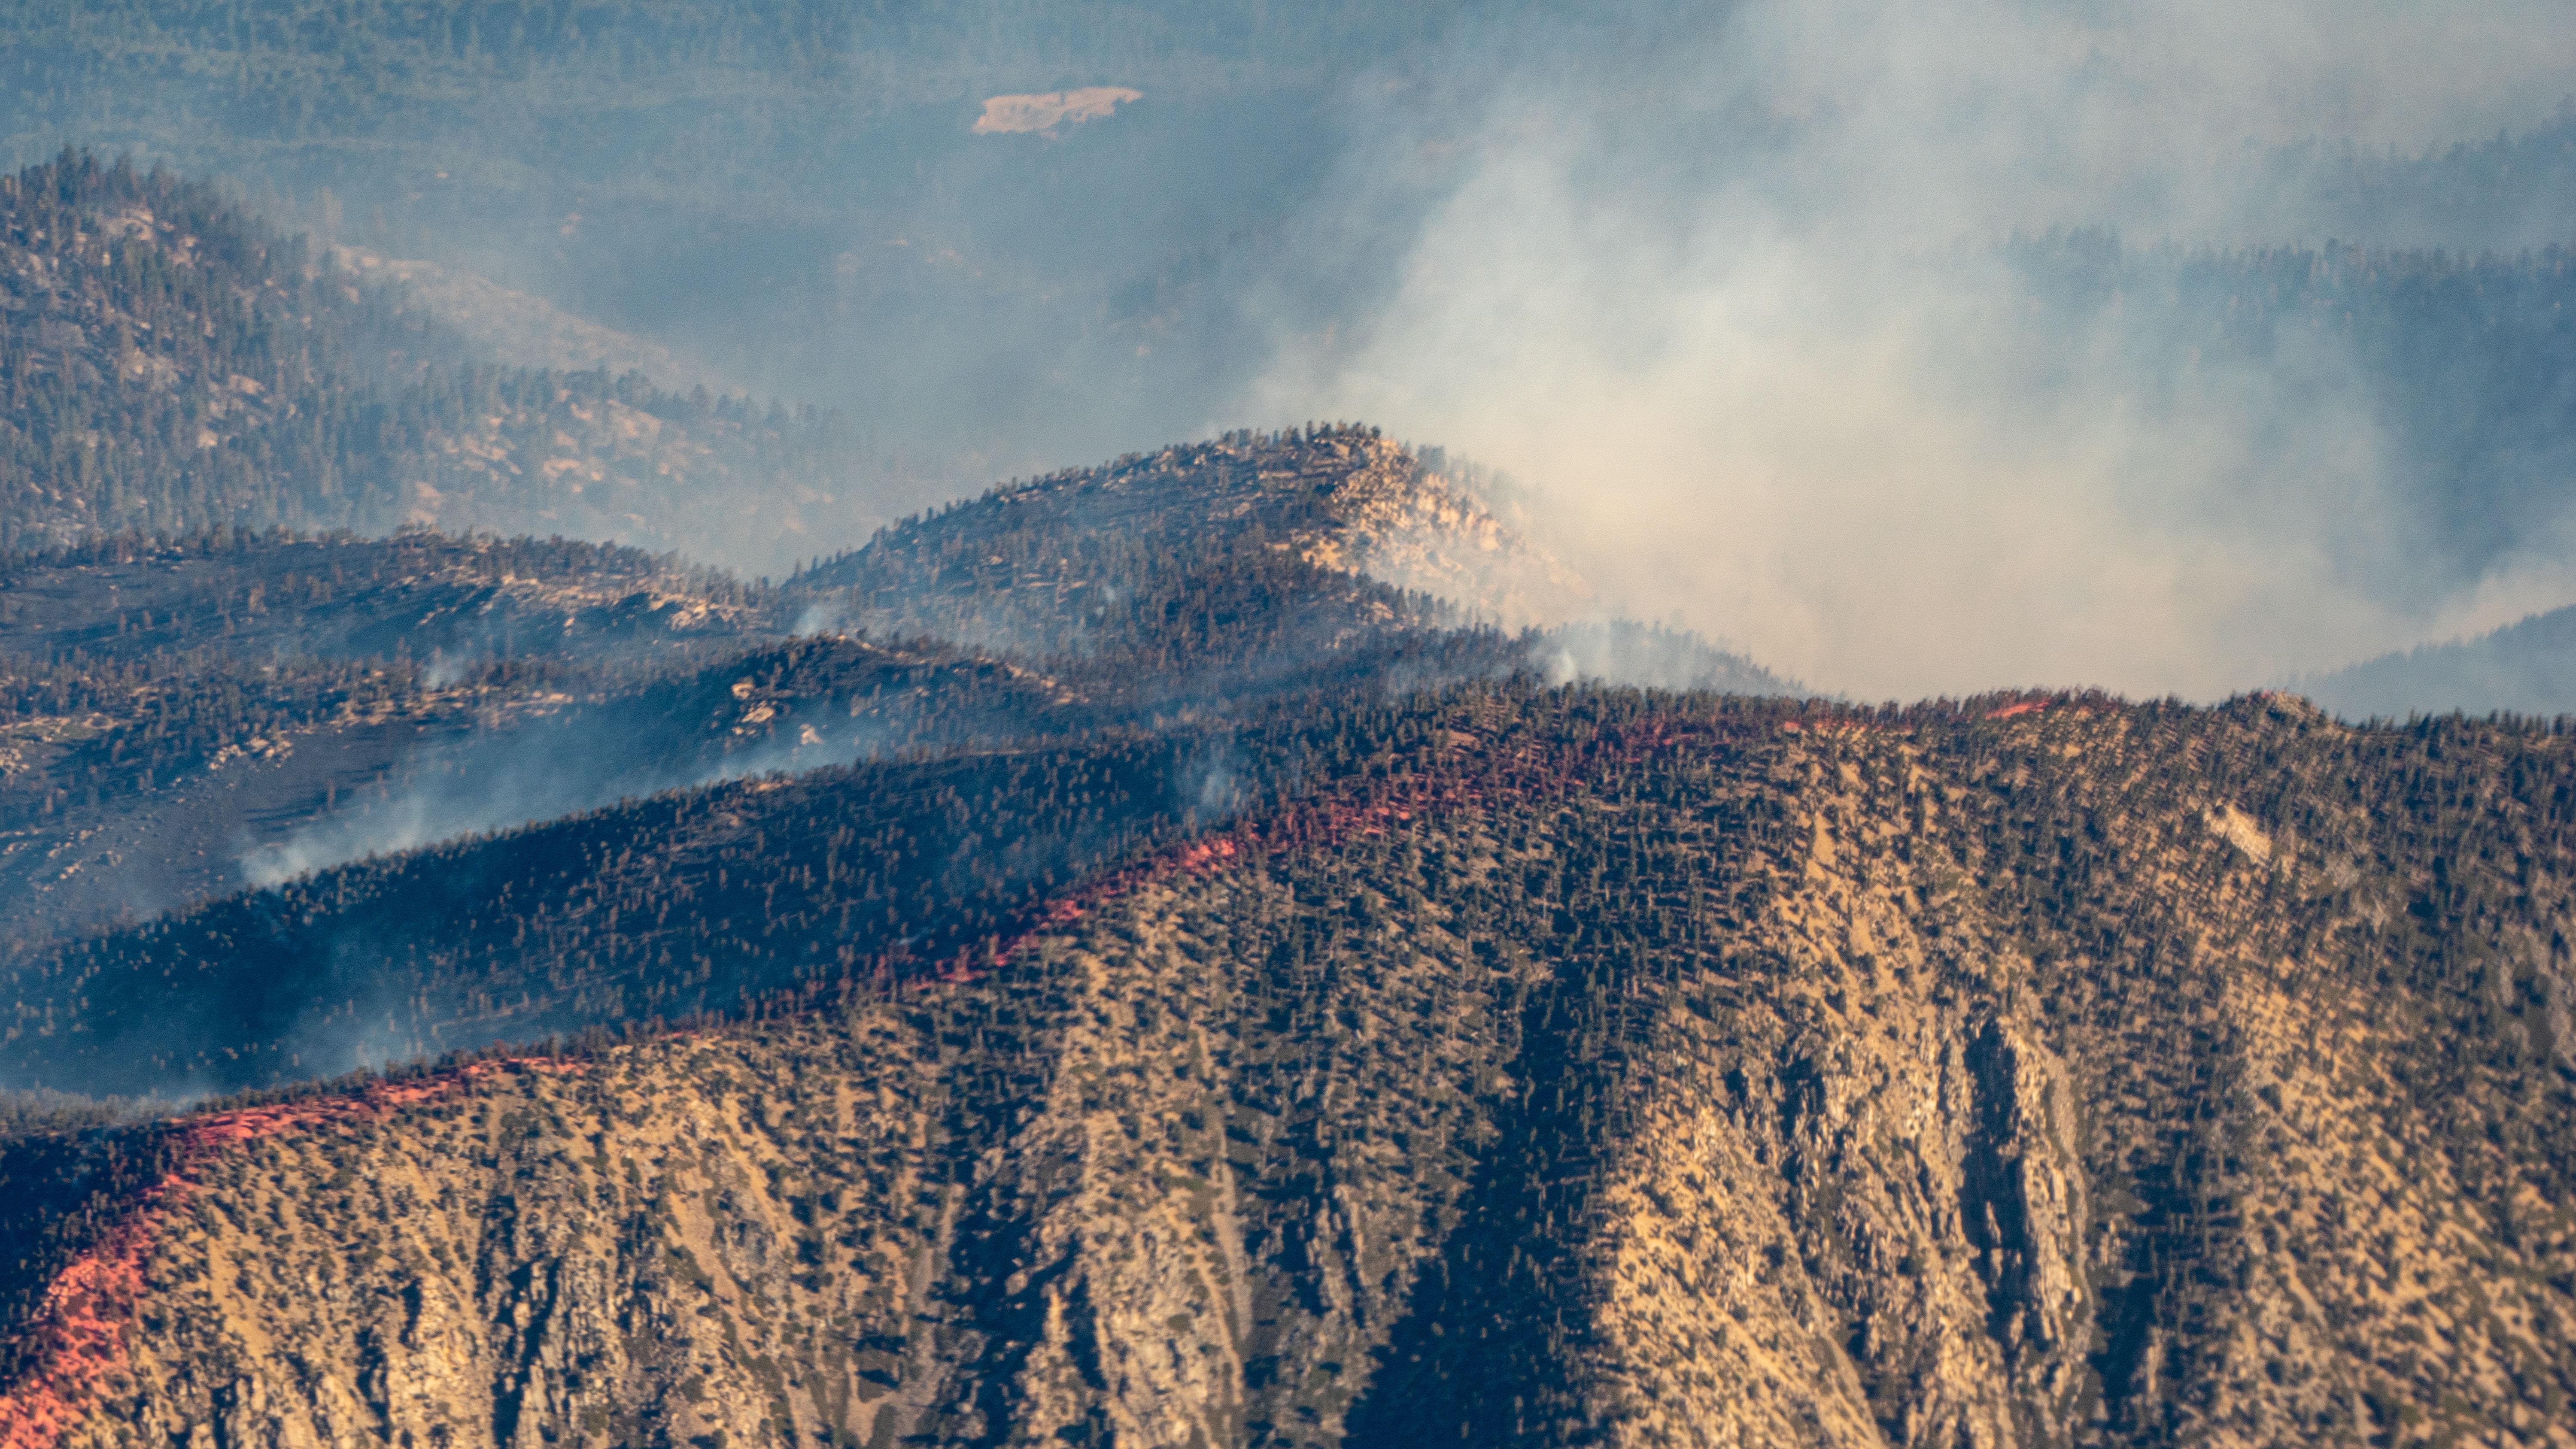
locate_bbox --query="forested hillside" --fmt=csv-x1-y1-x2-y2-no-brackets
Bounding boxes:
0,0,1476,486
0,425,1697,1089
0,528,764,666
0,424,1680,953
784,424,1707,685
0,525,792,945
7,686,2576,1445
0,417,2567,1444
0,1,2571,1438
0,152,863,563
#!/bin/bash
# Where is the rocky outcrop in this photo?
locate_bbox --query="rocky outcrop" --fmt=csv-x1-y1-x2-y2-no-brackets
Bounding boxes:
1296,440,1590,629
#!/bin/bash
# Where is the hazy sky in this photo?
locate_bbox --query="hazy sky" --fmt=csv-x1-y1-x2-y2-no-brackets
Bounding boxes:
1254,0,2576,699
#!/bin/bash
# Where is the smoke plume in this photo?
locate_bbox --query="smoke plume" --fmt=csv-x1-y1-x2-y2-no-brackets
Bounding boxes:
1254,0,2576,699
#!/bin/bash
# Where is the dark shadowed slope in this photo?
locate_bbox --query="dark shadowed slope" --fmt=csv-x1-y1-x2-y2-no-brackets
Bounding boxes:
0,617,1087,950
0,736,1209,1096
0,529,784,945
0,427,1693,948
0,674,1525,1099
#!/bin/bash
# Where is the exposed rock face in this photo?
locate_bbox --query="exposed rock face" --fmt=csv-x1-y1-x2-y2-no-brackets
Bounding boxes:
10,694,2576,1446
1314,448,1591,632
1294,440,1587,629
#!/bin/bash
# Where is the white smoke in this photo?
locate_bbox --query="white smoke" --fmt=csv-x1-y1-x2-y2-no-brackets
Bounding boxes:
1255,0,2576,699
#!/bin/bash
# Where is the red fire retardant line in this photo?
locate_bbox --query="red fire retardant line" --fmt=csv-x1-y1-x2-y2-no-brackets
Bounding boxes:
0,1061,582,1449
0,690,2082,1446
922,691,2079,986
920,707,1777,985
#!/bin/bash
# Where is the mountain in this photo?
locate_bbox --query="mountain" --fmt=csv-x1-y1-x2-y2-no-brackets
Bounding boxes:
12,411,2571,1446
0,418,1777,954
0,526,779,947
13,0,2573,512
7,316,2566,1442
0,152,869,570
2295,603,2576,720
0,424,1778,1094
4,13,2576,1441
786,427,1591,672
0,0,1481,469
6,688,2576,1446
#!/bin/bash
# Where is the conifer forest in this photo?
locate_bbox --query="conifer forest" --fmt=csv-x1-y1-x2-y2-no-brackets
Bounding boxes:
4,5,2576,1446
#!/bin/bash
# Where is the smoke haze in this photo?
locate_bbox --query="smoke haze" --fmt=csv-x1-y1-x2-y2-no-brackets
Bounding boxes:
1253,0,2576,699
12,0,2576,700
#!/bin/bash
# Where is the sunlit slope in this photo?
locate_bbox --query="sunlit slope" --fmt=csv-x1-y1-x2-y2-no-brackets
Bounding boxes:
793,424,1526,654
787,422,1783,700
5,689,2573,1445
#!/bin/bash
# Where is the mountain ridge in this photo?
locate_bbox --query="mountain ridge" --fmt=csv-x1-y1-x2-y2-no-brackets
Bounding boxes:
6,686,2576,1445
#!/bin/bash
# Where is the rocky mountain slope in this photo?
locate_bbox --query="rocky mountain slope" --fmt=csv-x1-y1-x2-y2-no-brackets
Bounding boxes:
790,426,1549,655
2,37,2572,1443
785,424,1781,701
5,686,2574,1446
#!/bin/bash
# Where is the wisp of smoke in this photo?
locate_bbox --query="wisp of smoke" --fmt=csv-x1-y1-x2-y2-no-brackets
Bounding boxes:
237,706,904,890
1254,0,2576,700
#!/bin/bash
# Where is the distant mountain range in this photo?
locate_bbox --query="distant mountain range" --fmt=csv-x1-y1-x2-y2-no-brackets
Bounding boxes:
2296,603,2576,719
0,153,872,570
